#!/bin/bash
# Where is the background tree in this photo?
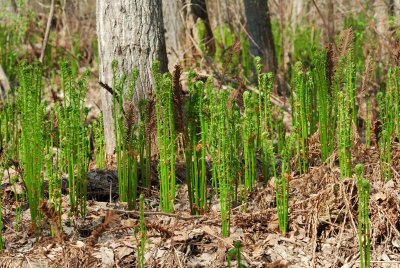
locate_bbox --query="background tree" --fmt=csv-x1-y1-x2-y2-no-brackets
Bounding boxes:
205,0,277,74
96,0,168,155
162,0,213,69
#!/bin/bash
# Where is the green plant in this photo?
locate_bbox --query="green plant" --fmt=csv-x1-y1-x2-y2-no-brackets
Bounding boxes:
311,49,333,161
337,90,352,178
376,67,398,181
94,113,106,169
227,240,246,268
242,91,257,196
152,62,176,213
111,61,140,209
215,91,232,237
138,99,151,188
196,18,206,54
293,62,309,174
136,193,146,268
255,57,276,182
59,62,90,215
355,164,370,268
240,32,251,80
185,73,208,214
18,63,45,230
45,107,62,228
276,135,291,235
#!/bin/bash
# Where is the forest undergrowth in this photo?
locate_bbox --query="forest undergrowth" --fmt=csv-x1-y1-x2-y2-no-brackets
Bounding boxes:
0,3,400,268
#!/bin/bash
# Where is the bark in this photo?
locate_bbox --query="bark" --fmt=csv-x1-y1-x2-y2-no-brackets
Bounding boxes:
96,0,168,155
243,0,277,73
162,0,186,70
374,0,389,61
162,0,213,70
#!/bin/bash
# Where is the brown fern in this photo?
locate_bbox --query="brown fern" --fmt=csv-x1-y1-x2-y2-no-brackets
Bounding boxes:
172,64,185,134
40,200,64,243
87,211,119,246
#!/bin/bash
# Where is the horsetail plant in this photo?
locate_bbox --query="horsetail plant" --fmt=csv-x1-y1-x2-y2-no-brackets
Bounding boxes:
111,61,140,209
205,78,220,193
185,72,207,214
152,62,176,213
311,50,333,161
45,106,62,225
242,91,257,196
255,57,276,182
59,61,90,215
337,91,352,178
355,164,370,268
219,92,231,237
94,113,106,169
293,62,309,174
138,99,151,188
18,63,45,230
276,135,291,235
136,193,147,268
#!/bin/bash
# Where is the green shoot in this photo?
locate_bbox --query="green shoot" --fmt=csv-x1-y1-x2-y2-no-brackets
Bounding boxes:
18,63,45,230
355,164,370,268
152,62,176,213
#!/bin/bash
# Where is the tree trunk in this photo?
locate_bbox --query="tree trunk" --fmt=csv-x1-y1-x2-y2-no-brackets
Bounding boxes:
243,0,277,73
96,0,168,155
162,0,186,70
162,0,213,70
374,0,389,62
205,0,277,73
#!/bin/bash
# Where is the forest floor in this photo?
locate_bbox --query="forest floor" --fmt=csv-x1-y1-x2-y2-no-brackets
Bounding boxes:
0,135,400,268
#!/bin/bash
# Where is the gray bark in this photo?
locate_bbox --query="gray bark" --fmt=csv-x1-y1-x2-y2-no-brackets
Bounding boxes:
162,0,186,70
162,0,213,70
97,0,168,155
374,0,389,61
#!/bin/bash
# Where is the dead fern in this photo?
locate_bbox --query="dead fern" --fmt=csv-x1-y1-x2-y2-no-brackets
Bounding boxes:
40,200,64,243
172,64,185,134
87,211,119,246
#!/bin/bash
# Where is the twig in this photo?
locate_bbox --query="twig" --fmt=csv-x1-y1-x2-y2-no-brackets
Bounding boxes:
99,81,119,99
39,0,55,63
311,0,329,40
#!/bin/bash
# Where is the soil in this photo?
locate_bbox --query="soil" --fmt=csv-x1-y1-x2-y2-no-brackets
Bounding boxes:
0,136,399,268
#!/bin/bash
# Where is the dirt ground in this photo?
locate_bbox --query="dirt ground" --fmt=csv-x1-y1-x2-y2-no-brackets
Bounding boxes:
0,134,399,268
